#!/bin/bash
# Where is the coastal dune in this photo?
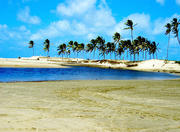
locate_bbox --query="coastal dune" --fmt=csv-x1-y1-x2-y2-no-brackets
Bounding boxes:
0,80,180,132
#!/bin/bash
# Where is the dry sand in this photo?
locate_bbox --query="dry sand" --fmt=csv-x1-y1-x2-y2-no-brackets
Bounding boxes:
0,80,180,132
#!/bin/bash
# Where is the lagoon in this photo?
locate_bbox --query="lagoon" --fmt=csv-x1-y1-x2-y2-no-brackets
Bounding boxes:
0,66,179,82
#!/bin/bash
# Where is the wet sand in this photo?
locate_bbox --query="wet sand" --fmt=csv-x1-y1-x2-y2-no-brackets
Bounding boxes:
0,80,180,132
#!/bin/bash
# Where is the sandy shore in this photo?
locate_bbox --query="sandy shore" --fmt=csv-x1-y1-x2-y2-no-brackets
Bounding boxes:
0,80,180,132
0,57,180,74
0,57,67,68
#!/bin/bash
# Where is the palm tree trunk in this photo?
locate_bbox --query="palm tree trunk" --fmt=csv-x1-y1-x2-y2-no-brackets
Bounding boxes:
126,50,128,60
93,50,95,60
167,33,170,60
177,33,180,45
131,29,133,42
156,52,158,59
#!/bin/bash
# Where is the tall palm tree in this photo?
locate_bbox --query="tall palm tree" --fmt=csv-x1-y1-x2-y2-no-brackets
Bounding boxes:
113,32,121,60
95,36,106,60
90,39,97,59
57,43,66,58
140,37,147,60
124,19,137,42
165,23,172,60
79,43,85,57
43,39,50,57
28,40,34,56
171,18,180,45
116,43,124,60
86,44,93,59
96,36,106,60
106,42,116,59
67,41,74,58
73,41,80,61
149,41,158,59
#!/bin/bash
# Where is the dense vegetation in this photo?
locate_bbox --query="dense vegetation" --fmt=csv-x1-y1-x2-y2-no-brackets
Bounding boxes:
28,18,180,61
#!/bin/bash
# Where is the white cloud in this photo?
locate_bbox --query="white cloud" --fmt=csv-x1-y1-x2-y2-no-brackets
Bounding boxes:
176,0,180,5
30,20,71,40
17,6,41,24
31,0,116,40
56,0,96,16
0,24,31,45
156,0,165,5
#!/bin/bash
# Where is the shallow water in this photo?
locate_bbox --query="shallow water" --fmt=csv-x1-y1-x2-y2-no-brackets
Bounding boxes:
0,66,179,82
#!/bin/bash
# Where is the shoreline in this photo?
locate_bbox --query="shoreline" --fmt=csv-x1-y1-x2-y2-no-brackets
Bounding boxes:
1,78,179,84
0,57,180,74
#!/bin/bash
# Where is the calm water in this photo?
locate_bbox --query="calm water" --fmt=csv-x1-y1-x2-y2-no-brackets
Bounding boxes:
0,66,179,82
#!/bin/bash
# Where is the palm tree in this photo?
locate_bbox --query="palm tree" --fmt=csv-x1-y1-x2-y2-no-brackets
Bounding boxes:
106,42,116,59
90,39,97,59
165,23,172,60
113,32,121,60
171,18,180,45
124,19,137,42
113,32,121,43
96,36,106,60
57,43,66,58
79,43,85,57
67,41,74,58
149,41,158,59
116,43,124,60
140,37,147,60
95,36,106,59
43,39,50,57
86,44,93,59
28,40,34,56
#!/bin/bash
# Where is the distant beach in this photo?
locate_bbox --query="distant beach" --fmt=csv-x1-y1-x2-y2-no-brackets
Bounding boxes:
0,57,180,74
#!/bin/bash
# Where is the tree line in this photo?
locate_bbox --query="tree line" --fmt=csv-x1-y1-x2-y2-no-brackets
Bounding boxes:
28,18,180,61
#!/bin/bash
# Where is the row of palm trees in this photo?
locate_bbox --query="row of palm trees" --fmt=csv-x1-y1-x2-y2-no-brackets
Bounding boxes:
28,17,180,61
57,34,158,61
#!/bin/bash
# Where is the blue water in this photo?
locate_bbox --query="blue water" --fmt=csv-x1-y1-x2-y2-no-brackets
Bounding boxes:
0,67,179,82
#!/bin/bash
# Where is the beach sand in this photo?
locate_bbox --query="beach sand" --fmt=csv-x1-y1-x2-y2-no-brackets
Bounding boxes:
0,58,67,68
0,57,180,74
0,80,180,132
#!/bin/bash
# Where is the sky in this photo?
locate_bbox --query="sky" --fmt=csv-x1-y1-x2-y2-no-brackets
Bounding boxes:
0,0,180,60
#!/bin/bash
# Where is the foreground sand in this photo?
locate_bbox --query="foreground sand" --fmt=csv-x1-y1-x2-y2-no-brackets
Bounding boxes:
0,80,180,132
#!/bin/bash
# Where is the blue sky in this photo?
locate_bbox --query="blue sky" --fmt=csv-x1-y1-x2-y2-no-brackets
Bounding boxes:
0,0,180,60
